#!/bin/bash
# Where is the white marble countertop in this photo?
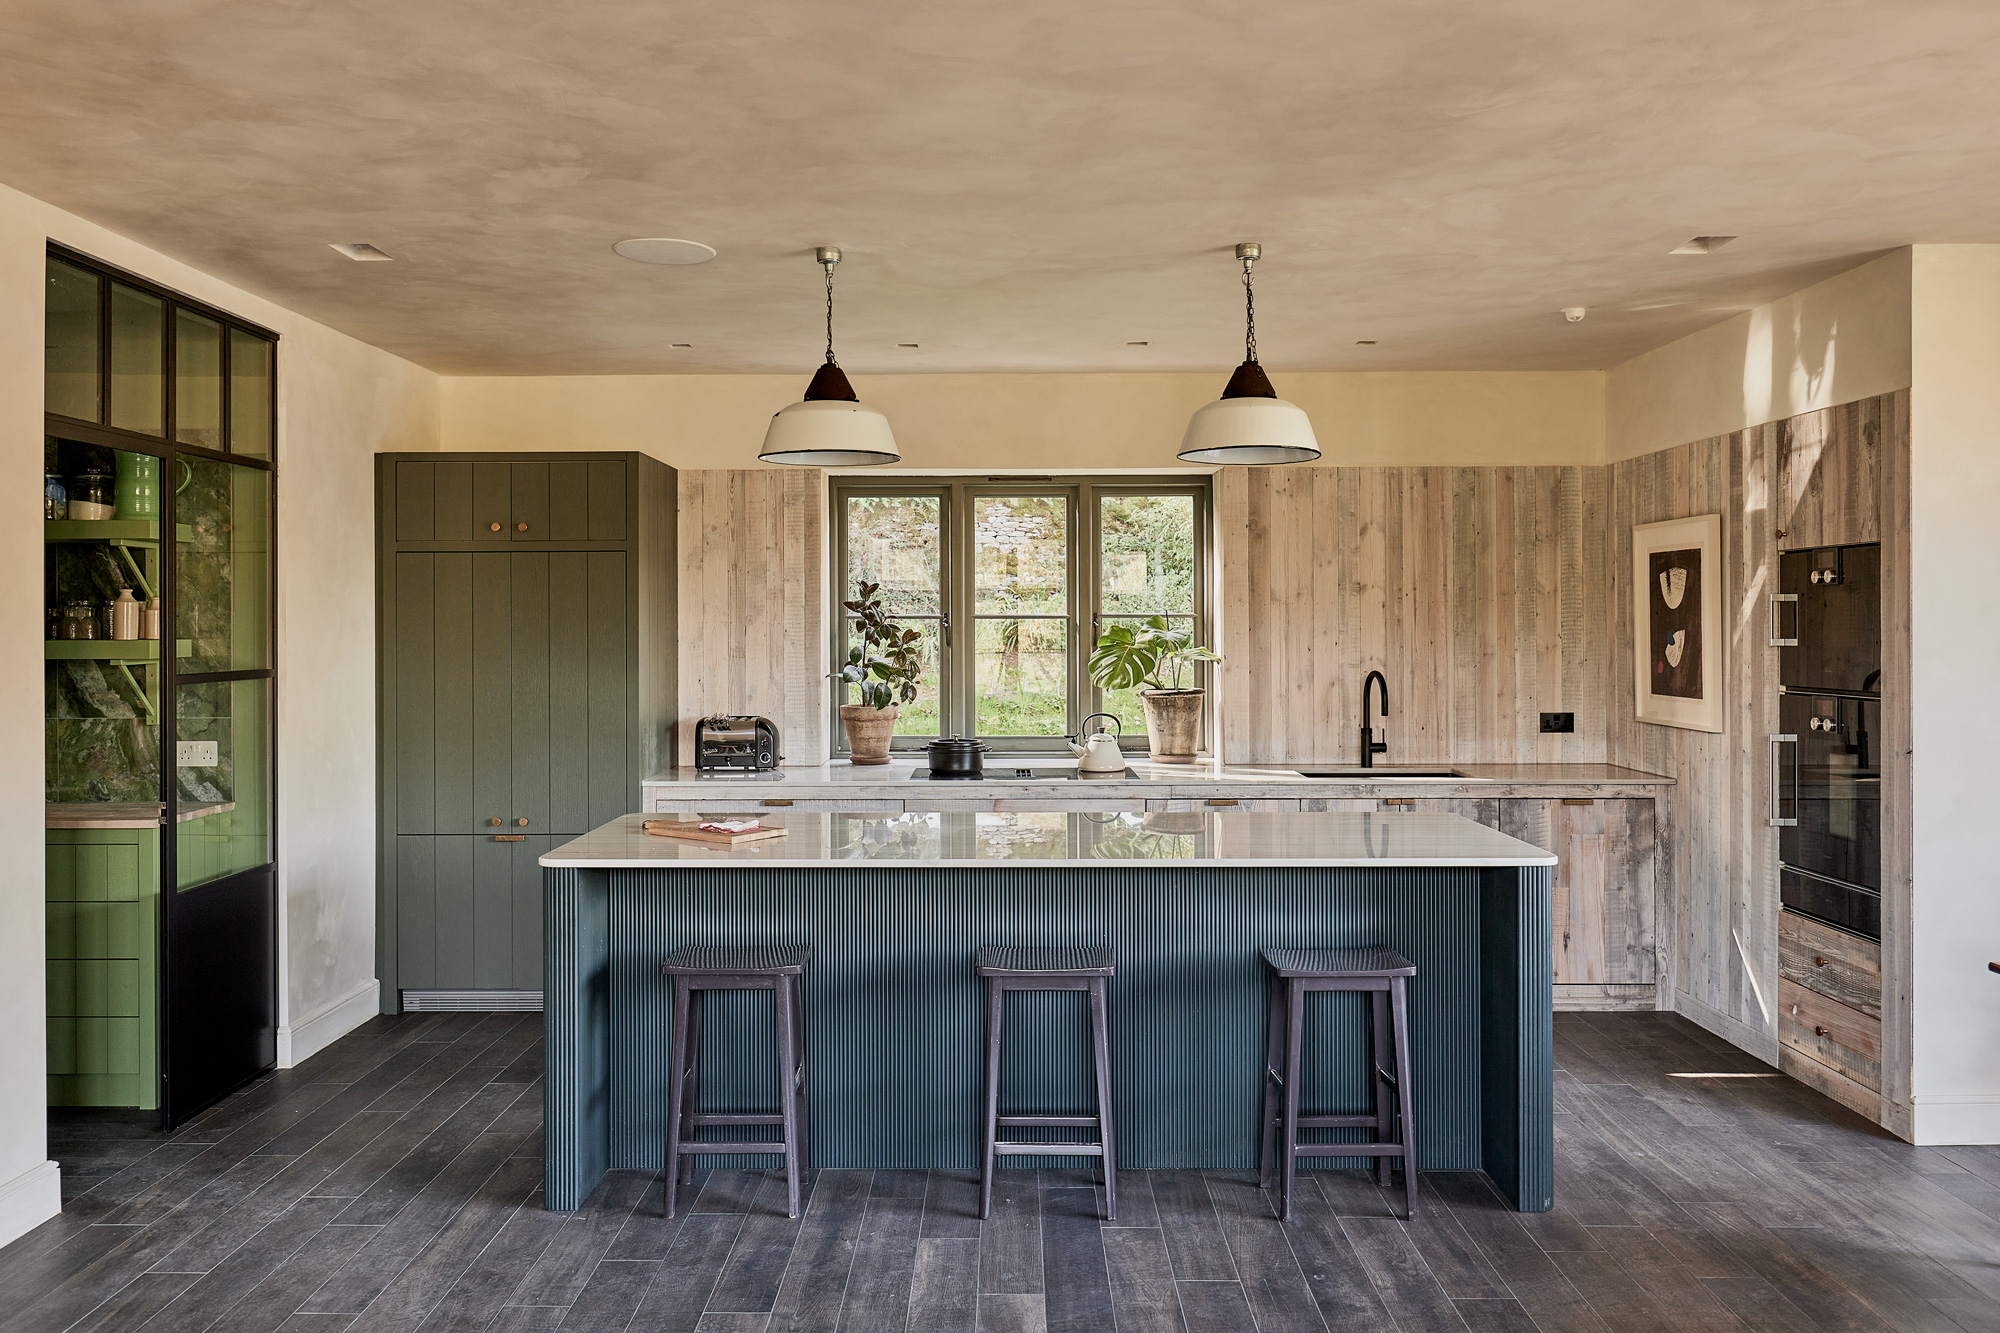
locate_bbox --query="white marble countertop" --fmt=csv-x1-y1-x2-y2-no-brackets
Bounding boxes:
542,810,1560,869
641,758,1672,800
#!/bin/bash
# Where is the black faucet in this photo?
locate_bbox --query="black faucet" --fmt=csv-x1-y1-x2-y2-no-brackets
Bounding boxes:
1360,670,1389,768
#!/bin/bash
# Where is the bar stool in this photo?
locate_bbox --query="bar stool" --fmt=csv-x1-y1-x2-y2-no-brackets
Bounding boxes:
661,944,811,1219
976,946,1117,1221
1258,946,1418,1221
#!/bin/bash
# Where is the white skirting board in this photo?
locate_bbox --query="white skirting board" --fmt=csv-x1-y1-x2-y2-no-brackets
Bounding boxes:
277,978,381,1068
1911,1095,2000,1145
0,1160,61,1250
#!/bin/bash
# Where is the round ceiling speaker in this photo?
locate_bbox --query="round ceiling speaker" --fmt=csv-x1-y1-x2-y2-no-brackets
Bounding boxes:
612,237,717,265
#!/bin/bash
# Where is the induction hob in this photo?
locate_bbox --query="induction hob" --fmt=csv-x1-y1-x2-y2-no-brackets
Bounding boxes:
908,767,1127,781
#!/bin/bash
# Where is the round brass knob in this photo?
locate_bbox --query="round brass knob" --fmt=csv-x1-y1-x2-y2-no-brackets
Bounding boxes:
1814,956,1830,967
489,522,502,532
489,818,501,826
516,522,528,532
516,817,529,827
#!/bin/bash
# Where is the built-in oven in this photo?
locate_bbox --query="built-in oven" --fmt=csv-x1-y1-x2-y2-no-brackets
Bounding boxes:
1770,540,1882,941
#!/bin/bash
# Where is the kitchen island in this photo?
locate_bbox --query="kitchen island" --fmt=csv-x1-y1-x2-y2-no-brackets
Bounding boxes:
542,809,1559,1213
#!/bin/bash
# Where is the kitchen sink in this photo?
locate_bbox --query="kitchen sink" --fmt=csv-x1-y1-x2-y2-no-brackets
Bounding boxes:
1290,768,1479,779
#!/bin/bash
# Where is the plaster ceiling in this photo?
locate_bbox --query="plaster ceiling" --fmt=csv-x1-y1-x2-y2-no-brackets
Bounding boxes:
3,0,1997,377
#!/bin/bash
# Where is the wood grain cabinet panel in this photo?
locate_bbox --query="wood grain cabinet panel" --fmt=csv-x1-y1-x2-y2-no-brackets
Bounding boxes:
1145,798,1302,812
379,452,676,1012
1778,909,1881,1018
1779,977,1881,1091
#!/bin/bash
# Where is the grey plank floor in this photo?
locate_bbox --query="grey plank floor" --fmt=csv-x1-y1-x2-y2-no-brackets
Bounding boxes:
8,1010,2000,1331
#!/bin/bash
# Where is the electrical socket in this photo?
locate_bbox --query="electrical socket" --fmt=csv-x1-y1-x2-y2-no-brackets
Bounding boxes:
1539,713,1575,734
176,740,219,766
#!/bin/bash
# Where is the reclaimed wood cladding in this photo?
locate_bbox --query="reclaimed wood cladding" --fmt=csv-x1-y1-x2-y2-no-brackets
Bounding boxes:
1217,466,1608,766
1604,390,1909,1126
676,469,828,765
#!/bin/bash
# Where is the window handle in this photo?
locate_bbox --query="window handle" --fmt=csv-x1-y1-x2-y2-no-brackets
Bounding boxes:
941,611,950,647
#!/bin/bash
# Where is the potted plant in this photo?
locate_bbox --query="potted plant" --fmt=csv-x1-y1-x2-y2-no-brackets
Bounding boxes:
832,581,925,765
1086,616,1222,764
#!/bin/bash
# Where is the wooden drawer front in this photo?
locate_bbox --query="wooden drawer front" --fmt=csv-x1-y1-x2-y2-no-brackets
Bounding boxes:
1146,798,1301,812
1778,910,1881,1018
990,798,1147,813
1779,977,1880,1091
1300,798,1389,813
650,798,903,814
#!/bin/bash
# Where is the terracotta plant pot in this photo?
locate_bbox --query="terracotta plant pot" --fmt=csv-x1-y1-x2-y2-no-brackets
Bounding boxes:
1138,689,1204,763
840,704,899,765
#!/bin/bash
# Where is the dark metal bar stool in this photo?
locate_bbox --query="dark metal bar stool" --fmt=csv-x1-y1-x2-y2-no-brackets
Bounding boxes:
1259,946,1418,1220
977,946,1117,1221
661,944,811,1219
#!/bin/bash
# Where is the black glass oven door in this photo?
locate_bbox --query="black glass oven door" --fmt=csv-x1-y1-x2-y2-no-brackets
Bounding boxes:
1778,691,1880,894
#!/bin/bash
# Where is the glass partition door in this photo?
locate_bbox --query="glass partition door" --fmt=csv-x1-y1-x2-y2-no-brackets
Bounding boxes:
44,244,278,1126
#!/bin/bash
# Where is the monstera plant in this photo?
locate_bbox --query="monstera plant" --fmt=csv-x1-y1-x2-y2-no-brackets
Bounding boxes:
1086,616,1220,764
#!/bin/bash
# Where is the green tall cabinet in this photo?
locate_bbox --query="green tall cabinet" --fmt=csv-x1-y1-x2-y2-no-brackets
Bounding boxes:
377,453,676,1010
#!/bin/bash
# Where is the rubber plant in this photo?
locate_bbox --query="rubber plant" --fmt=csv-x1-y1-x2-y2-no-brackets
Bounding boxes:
832,581,924,763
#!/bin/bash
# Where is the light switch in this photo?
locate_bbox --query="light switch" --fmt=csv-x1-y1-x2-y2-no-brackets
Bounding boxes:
177,740,219,766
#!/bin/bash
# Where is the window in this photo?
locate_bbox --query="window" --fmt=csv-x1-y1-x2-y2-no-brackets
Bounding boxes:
832,478,1210,751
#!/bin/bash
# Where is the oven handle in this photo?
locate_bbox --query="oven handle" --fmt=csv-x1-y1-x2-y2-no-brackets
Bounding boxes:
1769,593,1799,647
1769,733,1799,826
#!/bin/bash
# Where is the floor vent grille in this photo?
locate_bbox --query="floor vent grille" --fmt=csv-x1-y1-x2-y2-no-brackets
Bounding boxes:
401,989,543,1012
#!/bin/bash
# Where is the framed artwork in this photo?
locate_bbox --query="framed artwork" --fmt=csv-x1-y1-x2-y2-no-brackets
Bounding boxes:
1633,514,1724,732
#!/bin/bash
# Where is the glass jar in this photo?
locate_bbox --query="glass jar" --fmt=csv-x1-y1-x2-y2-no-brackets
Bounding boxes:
62,602,99,641
44,470,67,520
70,465,113,520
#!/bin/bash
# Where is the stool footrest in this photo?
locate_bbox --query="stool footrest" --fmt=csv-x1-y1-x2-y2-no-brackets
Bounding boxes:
689,1112,784,1127
998,1114,1100,1128
994,1141,1107,1157
1297,1114,1386,1129
677,1141,790,1157
1291,1142,1410,1158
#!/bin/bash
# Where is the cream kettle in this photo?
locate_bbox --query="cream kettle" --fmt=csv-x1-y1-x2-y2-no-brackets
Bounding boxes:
1068,713,1128,772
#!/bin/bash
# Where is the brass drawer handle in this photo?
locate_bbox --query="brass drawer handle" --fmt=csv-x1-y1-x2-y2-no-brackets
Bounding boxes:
1562,798,1594,806
1815,956,1831,968
1814,1025,1831,1038
495,834,524,842
489,522,502,532
1207,798,1239,807
1383,798,1415,807
762,798,794,807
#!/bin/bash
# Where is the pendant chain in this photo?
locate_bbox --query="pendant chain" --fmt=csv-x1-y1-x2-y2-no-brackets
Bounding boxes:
824,258,839,365
1242,253,1257,364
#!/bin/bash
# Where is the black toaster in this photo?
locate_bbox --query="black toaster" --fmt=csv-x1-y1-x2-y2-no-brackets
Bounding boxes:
694,715,783,771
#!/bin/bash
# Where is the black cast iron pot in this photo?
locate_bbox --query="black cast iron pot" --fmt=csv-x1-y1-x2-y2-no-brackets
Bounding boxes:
925,737,989,778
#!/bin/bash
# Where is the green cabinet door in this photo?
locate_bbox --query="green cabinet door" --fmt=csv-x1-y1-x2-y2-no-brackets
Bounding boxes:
396,834,550,990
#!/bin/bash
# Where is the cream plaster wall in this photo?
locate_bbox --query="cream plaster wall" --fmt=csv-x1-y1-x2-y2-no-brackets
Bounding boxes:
441,370,1606,470
1605,250,1913,463
1906,245,2000,1144
0,180,437,1243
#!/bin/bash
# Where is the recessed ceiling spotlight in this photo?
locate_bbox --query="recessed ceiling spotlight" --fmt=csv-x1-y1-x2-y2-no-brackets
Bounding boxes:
1563,307,1588,323
329,242,392,261
1355,340,1377,346
670,343,693,348
1127,340,1150,346
612,237,717,265
898,343,920,348
1669,235,1737,255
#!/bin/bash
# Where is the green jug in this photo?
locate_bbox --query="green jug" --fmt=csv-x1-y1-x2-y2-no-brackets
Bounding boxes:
114,453,191,520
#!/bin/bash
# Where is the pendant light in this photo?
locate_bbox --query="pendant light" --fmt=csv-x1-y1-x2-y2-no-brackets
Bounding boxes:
1177,242,1321,465
759,246,900,466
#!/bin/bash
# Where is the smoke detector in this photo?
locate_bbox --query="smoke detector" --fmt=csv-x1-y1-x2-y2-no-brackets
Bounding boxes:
1562,307,1587,323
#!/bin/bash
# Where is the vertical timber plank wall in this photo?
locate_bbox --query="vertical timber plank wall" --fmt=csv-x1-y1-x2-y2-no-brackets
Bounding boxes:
1605,391,1910,1126
676,469,828,766
1217,465,1609,766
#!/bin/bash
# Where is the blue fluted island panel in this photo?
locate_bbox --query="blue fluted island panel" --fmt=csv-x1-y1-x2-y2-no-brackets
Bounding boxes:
543,810,1556,1212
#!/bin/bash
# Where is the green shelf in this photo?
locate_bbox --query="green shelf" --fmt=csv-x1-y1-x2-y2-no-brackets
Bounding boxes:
44,519,193,544
45,640,192,662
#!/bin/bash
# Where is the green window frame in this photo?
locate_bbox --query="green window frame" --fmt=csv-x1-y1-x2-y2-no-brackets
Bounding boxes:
830,476,1212,754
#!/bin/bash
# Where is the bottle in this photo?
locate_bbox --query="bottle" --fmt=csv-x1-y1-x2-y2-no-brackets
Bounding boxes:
111,589,141,641
44,470,67,520
142,597,161,640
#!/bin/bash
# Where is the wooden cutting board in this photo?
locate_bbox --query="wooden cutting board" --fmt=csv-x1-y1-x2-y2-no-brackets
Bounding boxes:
642,819,790,846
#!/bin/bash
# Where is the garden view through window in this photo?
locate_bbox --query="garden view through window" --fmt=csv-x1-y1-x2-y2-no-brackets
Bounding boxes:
833,480,1207,750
